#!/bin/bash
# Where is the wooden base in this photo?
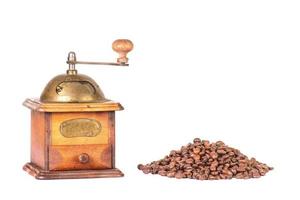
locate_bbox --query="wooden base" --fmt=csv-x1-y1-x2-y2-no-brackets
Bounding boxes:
23,163,124,180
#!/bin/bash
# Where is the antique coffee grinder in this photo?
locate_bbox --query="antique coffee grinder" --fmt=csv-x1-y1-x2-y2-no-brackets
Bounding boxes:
23,39,133,179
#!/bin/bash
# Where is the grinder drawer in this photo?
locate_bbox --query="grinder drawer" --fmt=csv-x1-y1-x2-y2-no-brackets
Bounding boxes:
49,144,112,170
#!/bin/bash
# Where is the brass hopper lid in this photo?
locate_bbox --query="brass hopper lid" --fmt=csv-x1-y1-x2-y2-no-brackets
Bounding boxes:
40,39,133,104
40,60,107,103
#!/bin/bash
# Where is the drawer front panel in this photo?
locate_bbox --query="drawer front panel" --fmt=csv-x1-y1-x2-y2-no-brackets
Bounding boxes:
51,112,109,145
49,144,111,170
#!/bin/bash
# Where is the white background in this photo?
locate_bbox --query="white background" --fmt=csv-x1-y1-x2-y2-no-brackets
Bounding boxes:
0,0,299,199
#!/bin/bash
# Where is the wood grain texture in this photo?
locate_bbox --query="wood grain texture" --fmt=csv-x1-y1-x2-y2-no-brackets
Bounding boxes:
23,163,123,180
30,111,47,169
49,144,111,170
51,112,109,145
109,112,116,168
23,98,124,112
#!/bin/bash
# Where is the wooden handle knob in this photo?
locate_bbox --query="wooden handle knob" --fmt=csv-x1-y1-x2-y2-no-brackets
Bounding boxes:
112,39,134,64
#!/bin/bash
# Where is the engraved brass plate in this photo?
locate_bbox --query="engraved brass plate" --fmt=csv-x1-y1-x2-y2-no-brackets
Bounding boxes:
60,118,102,138
51,113,109,145
56,81,96,98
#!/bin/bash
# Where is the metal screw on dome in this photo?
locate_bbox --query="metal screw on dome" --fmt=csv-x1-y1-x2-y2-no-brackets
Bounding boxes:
67,51,77,75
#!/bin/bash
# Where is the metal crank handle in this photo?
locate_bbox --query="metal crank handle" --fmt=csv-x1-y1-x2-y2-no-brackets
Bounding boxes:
66,39,134,68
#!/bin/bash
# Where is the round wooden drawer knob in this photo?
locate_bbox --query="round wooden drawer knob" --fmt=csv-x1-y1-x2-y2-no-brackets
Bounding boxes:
78,153,90,164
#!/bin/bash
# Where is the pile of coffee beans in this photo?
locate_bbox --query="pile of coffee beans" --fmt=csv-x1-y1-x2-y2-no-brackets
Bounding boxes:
138,138,273,180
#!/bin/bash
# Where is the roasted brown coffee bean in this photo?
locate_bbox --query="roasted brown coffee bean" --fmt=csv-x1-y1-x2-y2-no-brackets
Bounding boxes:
193,147,201,154
228,151,235,156
193,138,201,144
235,172,244,179
216,141,225,146
138,138,273,180
185,158,194,164
251,169,261,178
210,151,218,159
220,174,227,179
210,160,219,171
192,154,201,161
137,164,144,170
175,172,184,179
167,172,176,178
158,170,167,176
169,161,176,169
175,157,181,162
211,171,219,176
237,164,247,172
203,140,210,148
217,165,223,172
217,149,226,155
142,168,151,174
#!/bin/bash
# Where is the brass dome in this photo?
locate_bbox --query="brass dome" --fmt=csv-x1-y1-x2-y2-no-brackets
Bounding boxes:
40,73,107,103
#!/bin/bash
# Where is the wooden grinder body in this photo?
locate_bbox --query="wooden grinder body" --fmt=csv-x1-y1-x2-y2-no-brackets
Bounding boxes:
23,99,124,179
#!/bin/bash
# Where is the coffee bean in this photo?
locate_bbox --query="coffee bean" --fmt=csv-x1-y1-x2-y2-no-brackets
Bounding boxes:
203,140,210,148
175,172,184,179
237,163,247,172
158,170,167,176
210,160,219,171
175,157,181,162
235,173,244,179
211,171,219,176
192,154,201,161
210,151,218,159
217,149,226,155
167,172,176,178
217,165,223,172
216,141,225,146
220,174,227,179
237,167,246,172
137,164,144,170
251,169,261,178
185,158,194,164
208,175,218,180
169,161,176,169
142,168,151,174
193,147,201,154
138,138,273,180
193,138,201,144
170,150,177,156
229,152,235,156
